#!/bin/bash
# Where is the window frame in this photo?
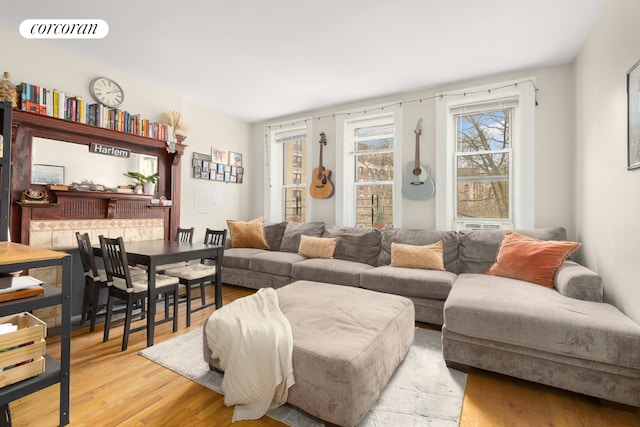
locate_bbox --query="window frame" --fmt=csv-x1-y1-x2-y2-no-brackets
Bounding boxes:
435,79,535,230
336,103,403,227
264,121,312,222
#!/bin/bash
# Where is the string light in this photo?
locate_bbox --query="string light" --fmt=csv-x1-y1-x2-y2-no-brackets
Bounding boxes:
264,79,539,130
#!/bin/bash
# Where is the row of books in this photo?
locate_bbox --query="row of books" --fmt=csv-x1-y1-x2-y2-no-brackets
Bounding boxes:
18,82,174,142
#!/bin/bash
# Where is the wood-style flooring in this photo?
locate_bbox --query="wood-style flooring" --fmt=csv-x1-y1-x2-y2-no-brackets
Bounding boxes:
9,285,640,426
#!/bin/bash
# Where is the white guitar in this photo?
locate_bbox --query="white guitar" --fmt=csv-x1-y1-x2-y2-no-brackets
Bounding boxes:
401,118,435,200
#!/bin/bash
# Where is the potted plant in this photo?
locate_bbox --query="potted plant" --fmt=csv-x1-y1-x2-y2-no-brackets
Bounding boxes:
123,172,159,195
371,194,386,228
373,204,386,229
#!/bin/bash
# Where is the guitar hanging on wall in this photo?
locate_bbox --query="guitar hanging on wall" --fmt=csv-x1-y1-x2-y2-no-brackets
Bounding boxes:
309,132,334,199
401,118,435,200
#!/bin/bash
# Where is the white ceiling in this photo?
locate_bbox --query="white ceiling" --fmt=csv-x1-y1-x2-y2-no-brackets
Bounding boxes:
0,0,607,123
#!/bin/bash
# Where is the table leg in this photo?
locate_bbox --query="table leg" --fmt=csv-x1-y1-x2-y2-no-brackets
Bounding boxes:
147,261,156,347
215,248,222,309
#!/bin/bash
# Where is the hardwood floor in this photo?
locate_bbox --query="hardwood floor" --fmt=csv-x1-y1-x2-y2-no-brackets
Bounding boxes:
10,285,640,426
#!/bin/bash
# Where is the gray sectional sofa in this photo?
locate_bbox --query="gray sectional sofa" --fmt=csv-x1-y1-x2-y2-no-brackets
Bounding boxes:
221,220,640,407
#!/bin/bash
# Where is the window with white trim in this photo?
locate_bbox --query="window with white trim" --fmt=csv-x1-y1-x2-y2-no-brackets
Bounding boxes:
266,125,309,222
436,79,535,230
336,105,402,227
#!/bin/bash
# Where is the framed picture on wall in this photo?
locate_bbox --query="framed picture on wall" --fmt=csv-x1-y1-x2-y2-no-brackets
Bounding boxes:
229,152,243,167
212,147,228,164
32,164,64,184
627,58,640,169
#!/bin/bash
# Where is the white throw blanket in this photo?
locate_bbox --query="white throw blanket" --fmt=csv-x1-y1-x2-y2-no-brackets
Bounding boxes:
204,287,295,422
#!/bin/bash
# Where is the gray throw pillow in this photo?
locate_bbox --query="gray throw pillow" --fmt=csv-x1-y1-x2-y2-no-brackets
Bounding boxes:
279,222,325,253
263,221,288,251
323,226,382,266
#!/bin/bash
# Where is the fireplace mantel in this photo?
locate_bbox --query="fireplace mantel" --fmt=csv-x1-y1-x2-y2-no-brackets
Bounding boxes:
9,110,186,244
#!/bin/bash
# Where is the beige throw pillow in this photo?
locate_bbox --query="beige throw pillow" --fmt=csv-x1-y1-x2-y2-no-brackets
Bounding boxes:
227,217,270,249
298,235,337,259
391,241,445,270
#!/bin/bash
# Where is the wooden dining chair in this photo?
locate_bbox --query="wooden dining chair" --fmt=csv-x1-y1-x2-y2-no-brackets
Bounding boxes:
151,227,195,273
76,232,148,332
75,232,109,332
99,235,180,351
164,228,227,326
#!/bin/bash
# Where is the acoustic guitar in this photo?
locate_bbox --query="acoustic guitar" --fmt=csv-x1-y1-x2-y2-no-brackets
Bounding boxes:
401,118,435,200
309,132,334,199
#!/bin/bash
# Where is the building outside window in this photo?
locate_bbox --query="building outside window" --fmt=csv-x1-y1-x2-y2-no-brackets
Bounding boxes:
266,125,308,222
337,105,402,228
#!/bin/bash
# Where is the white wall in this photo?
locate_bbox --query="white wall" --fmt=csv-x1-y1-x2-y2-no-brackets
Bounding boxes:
575,0,640,323
252,64,576,238
0,26,253,241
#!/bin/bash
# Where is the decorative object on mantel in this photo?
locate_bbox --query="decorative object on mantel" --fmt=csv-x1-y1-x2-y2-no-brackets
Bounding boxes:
123,171,159,195
70,180,106,191
0,71,18,108
21,188,49,204
159,110,188,153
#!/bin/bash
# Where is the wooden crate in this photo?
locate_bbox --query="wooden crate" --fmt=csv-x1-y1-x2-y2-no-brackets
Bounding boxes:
0,312,46,388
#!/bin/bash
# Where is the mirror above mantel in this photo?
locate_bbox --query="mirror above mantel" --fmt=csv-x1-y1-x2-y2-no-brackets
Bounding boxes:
32,137,158,190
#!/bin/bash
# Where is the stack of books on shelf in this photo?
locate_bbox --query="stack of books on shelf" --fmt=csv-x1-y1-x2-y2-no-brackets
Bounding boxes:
17,82,174,142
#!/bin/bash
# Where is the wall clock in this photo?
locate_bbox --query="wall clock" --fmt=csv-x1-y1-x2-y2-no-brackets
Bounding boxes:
89,76,124,108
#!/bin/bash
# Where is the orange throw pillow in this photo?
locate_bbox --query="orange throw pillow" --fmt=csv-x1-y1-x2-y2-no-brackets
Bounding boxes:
485,231,581,287
227,217,270,249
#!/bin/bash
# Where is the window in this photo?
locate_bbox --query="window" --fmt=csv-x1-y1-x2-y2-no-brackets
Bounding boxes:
436,79,535,230
336,104,402,227
266,125,309,222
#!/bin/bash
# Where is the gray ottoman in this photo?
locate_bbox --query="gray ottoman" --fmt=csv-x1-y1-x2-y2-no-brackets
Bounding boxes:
204,280,415,427
279,281,415,426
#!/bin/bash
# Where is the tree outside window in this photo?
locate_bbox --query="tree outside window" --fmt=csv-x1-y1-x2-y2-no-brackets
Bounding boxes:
455,109,511,221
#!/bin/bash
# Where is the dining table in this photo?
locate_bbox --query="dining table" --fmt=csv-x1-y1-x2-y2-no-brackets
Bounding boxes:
94,239,224,347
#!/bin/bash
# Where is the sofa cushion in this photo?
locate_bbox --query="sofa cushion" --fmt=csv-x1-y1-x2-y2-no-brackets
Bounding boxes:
323,226,381,266
391,241,445,270
280,221,325,253
264,221,288,251
444,273,640,370
378,228,458,272
360,265,456,300
457,227,568,274
291,258,374,287
298,235,337,259
249,251,305,276
222,248,266,270
227,217,270,249
485,231,581,287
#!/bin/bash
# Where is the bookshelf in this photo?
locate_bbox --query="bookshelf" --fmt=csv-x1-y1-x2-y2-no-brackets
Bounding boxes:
0,102,10,241
0,242,71,426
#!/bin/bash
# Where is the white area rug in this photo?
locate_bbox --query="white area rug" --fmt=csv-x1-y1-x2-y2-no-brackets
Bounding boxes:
139,327,467,426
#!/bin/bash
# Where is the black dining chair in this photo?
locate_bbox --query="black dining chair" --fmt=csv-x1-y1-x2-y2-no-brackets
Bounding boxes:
164,228,226,326
76,232,147,332
75,232,109,332
99,235,180,351
149,227,195,273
